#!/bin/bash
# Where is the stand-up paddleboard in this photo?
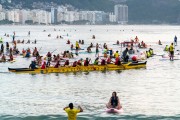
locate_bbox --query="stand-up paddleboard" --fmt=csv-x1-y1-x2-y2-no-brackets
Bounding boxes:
106,108,123,113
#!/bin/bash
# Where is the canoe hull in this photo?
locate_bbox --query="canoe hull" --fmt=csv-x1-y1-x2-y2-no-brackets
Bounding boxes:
8,61,147,74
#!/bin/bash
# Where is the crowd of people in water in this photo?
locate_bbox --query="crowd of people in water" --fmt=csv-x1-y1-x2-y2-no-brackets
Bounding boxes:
0,30,178,65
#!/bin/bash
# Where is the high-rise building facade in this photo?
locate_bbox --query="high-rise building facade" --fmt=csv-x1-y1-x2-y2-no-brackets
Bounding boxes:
114,5,128,24
51,8,57,24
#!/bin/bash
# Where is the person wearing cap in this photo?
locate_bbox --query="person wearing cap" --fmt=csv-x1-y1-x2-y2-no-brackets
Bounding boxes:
64,103,83,120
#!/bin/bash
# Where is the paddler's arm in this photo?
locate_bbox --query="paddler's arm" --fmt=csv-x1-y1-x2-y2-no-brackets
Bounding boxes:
78,105,83,112
63,106,69,110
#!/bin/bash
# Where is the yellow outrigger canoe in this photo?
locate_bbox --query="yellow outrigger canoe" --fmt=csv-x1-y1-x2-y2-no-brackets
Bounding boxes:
8,61,147,74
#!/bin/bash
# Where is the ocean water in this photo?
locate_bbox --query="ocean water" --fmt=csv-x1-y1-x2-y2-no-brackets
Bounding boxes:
0,25,180,120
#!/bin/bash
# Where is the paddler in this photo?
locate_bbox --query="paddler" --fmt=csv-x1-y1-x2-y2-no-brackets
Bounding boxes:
72,61,77,67
90,43,93,48
164,45,169,51
82,40,84,44
64,103,83,120
109,49,113,57
146,51,151,58
54,61,60,68
64,60,69,66
63,51,67,58
84,58,90,66
117,40,119,44
65,51,71,58
106,91,122,109
101,59,106,65
135,36,139,42
103,43,107,49
174,35,177,46
9,48,13,55
114,51,119,58
70,52,74,58
29,61,37,69
93,57,99,65
87,46,92,53
25,48,31,57
0,37,3,43
149,48,154,55
1,54,6,62
115,57,121,65
6,42,9,50
106,56,112,64
41,61,46,69
71,44,73,50
77,58,83,66
22,39,24,44
1,44,4,53
169,43,174,61
104,49,108,58
96,43,99,54
53,55,57,62
32,47,38,57
158,40,162,45
67,40,70,44
128,47,135,54
26,40,30,44
9,53,13,61
75,41,79,50
122,48,129,62
22,48,26,55
34,39,37,44
56,54,60,60
46,52,52,66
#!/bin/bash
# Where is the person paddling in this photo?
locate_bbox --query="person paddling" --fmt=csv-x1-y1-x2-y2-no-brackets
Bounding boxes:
54,61,60,68
41,61,46,69
84,58,91,66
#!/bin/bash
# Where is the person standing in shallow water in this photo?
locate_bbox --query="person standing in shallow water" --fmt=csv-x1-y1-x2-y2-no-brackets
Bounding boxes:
174,35,177,46
64,103,83,120
169,43,174,61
